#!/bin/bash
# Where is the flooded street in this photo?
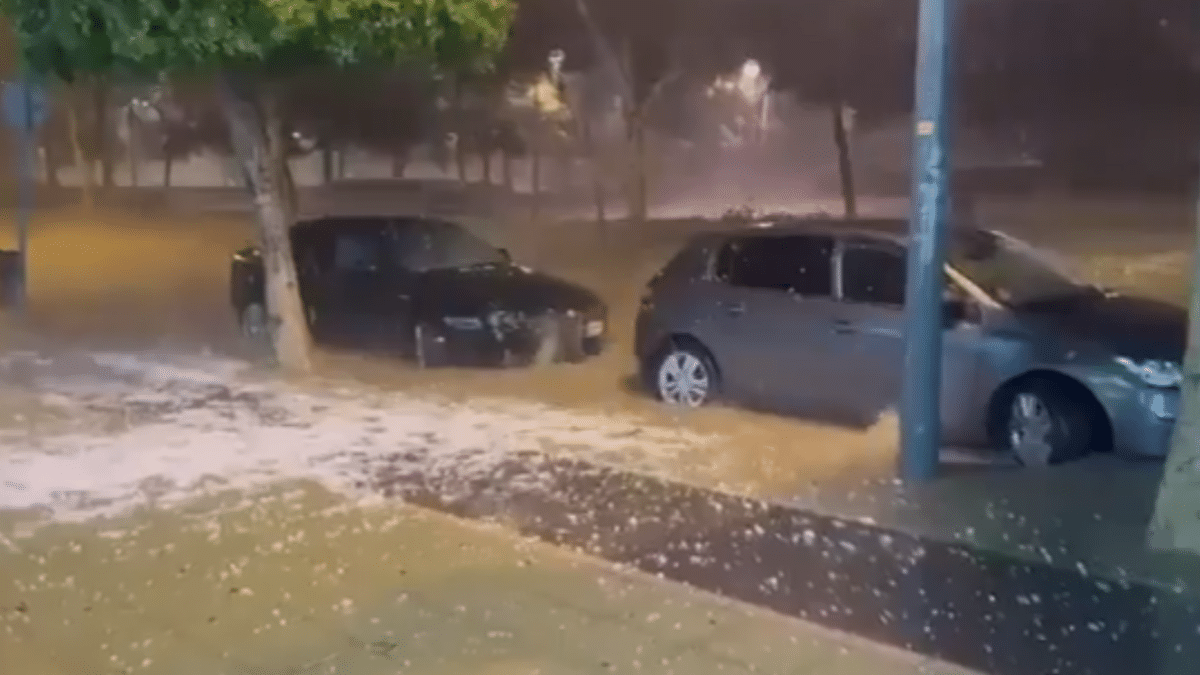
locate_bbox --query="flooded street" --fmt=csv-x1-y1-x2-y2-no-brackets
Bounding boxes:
1,194,1198,675
1,195,1193,501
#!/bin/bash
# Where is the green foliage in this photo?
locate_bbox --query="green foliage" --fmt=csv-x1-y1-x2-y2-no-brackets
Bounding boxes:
1,0,515,81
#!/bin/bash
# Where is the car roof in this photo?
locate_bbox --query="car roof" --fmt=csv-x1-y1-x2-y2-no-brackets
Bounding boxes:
293,215,458,234
697,216,986,247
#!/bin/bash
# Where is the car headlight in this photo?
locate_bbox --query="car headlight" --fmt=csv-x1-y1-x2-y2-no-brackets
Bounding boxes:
487,310,523,331
1115,357,1182,387
443,316,484,330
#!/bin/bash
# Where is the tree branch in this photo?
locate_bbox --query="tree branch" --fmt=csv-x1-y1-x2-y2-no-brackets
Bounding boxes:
638,67,683,119
571,0,633,100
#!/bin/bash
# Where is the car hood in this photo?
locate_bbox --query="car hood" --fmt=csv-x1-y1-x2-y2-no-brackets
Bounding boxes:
418,265,604,316
1014,292,1186,362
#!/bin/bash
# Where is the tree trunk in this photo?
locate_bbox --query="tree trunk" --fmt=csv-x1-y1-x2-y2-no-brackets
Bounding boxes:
831,101,857,218
217,73,312,373
262,91,299,224
65,90,94,209
127,114,141,188
455,140,468,183
627,115,648,223
582,115,606,225
1148,196,1200,553
557,149,573,195
162,153,173,189
501,151,513,190
481,149,493,184
42,141,59,187
390,149,409,178
530,150,542,218
450,76,467,183
93,80,113,190
321,143,334,183
593,166,607,226
1148,185,1200,675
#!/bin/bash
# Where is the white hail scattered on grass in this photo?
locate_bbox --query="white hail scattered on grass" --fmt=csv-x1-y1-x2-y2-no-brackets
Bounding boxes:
0,352,720,525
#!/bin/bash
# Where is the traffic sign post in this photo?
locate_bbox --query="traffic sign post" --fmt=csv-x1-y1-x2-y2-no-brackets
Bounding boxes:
2,78,49,314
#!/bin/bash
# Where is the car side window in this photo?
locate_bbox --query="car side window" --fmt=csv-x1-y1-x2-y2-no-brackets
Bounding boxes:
391,224,438,271
333,232,382,272
841,245,906,306
717,235,834,297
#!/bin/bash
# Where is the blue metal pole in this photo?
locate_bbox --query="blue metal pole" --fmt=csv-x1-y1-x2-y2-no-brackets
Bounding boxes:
899,0,960,480
13,79,35,315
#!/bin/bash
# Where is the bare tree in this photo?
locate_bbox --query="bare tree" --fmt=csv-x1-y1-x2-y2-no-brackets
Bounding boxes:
63,83,94,208
571,0,686,222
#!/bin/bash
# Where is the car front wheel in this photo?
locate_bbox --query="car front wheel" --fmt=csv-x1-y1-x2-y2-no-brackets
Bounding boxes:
648,343,719,407
414,321,449,368
1003,380,1093,465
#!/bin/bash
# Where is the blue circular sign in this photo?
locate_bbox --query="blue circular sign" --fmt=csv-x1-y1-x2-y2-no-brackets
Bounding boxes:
2,80,49,130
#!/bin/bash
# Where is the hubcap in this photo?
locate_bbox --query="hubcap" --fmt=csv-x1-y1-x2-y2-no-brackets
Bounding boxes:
657,351,710,407
1008,392,1054,462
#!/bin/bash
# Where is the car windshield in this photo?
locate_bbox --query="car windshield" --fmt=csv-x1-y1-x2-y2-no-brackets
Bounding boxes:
949,229,1096,307
393,221,509,272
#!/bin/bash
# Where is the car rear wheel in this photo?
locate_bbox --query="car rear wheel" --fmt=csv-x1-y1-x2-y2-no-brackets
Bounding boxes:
649,342,719,407
1003,380,1093,466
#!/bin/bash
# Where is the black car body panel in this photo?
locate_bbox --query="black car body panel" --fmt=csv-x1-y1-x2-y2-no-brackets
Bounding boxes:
230,217,607,366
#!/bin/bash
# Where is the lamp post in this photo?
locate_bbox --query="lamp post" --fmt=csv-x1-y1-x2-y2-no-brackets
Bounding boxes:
548,48,565,87
2,77,48,313
898,0,960,480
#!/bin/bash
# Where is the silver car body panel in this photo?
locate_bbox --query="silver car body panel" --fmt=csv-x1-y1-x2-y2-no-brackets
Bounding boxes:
635,221,1179,458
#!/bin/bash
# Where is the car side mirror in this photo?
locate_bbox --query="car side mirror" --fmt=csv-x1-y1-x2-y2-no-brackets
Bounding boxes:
498,247,512,262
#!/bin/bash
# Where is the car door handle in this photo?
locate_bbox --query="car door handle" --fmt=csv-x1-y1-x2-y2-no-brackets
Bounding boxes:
832,319,857,334
722,301,746,316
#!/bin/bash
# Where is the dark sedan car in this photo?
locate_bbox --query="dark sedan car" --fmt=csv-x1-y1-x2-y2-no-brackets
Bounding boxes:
231,216,607,367
634,217,1185,465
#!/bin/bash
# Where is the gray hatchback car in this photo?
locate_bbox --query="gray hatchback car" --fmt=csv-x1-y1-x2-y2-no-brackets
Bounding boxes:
634,217,1185,465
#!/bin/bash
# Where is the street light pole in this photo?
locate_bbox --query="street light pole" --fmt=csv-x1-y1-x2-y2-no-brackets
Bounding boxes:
899,0,960,480
14,80,34,315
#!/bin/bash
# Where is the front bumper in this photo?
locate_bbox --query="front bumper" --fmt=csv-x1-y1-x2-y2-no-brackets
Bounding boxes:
1109,385,1178,458
436,309,606,367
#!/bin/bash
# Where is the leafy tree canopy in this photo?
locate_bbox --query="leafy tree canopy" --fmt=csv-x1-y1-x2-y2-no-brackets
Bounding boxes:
2,0,514,81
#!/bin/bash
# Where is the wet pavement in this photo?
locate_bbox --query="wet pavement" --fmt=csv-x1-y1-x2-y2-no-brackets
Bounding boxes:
363,452,1200,675
4,196,1198,674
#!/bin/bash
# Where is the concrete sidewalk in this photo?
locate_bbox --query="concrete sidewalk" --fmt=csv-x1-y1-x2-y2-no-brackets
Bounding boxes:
1,483,976,675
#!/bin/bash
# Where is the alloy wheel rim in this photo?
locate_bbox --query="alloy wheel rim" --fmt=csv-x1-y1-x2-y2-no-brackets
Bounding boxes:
1008,392,1054,462
657,351,710,407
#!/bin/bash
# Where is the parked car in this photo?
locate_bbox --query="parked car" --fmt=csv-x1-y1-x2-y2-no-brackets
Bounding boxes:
634,217,1185,465
231,216,607,367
